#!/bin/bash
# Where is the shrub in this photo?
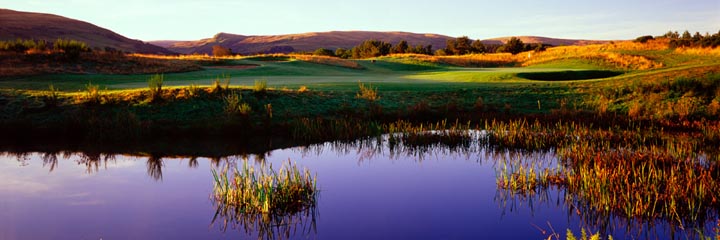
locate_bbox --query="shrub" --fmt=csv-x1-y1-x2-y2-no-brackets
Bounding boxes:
313,48,335,57
634,35,654,43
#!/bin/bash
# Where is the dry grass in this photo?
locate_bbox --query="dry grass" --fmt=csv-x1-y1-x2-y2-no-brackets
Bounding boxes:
522,45,663,70
0,52,201,77
388,53,522,67
290,54,364,69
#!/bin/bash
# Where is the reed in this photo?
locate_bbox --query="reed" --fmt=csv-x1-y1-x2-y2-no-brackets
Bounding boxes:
211,160,317,239
253,79,268,93
147,74,163,101
211,160,317,216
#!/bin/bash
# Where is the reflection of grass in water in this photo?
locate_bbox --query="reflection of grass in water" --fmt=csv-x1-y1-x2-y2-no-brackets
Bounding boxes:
211,160,318,239
490,120,720,236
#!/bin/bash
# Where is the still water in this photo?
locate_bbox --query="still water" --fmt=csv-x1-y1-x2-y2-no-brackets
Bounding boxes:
0,137,714,239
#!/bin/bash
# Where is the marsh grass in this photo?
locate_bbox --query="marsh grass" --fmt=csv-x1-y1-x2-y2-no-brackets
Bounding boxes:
187,84,201,97
83,82,101,104
489,119,720,229
253,79,268,93
212,74,231,93
45,84,61,106
356,82,378,101
148,74,163,101
211,160,317,239
211,160,317,218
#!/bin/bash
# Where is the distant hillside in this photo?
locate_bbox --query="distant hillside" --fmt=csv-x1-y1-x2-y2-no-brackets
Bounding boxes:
0,9,173,54
154,32,617,55
153,31,454,55
482,36,611,46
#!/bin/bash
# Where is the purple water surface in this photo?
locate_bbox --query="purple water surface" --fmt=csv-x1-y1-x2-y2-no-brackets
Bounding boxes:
0,140,714,239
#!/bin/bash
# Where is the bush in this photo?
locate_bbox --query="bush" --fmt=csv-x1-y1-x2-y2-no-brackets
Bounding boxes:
634,35,654,43
313,48,335,57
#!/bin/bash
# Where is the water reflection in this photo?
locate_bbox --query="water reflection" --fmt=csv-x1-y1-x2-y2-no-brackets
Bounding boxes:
1,132,718,239
211,195,317,240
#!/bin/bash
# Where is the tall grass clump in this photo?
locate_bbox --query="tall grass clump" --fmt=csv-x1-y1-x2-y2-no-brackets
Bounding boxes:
212,74,231,93
356,82,379,101
211,161,317,239
148,74,163,101
84,82,101,104
253,79,268,93
211,160,317,216
45,84,61,106
187,84,201,97
224,92,252,116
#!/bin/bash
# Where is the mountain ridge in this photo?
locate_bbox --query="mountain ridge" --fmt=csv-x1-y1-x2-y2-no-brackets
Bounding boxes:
0,8,173,54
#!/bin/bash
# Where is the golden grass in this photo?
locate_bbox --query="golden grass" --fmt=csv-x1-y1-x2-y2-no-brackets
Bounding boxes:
290,54,364,69
522,45,663,70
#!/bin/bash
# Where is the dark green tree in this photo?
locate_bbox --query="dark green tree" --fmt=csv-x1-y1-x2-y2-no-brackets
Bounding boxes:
335,48,350,59
313,48,335,57
351,40,392,58
500,37,525,55
470,40,486,53
391,40,409,54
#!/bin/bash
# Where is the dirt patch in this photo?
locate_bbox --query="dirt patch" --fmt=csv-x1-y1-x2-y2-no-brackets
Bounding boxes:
205,64,260,70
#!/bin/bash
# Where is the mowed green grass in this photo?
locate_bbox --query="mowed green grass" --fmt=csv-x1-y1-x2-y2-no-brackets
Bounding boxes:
0,57,609,93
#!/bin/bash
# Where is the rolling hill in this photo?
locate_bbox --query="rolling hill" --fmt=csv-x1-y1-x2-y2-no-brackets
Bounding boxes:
153,32,618,55
482,36,611,46
152,31,454,55
0,9,173,54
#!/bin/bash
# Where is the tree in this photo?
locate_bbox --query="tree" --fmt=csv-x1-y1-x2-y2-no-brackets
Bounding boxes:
470,40,486,54
500,37,525,55
335,48,350,59
313,48,335,57
351,40,392,58
455,36,472,55
444,36,474,55
212,45,232,57
681,30,692,40
391,40,409,54
634,35,654,43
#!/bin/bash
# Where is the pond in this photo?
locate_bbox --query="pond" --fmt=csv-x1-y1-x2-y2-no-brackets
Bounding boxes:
0,135,716,239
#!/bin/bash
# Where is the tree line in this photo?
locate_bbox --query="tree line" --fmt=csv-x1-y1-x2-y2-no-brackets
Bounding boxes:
310,36,552,59
634,30,720,48
0,38,93,59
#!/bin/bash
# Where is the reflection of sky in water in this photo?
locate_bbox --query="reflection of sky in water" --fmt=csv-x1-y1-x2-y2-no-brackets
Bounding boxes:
0,141,713,239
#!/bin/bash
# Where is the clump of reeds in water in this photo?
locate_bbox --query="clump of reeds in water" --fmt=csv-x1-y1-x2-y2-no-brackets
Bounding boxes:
211,160,318,239
491,119,720,231
212,160,317,215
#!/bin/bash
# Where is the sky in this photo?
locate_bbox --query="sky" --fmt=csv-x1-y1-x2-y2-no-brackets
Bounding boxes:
1,0,719,41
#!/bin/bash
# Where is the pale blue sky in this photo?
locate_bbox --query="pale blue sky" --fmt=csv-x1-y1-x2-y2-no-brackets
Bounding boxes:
2,0,718,41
